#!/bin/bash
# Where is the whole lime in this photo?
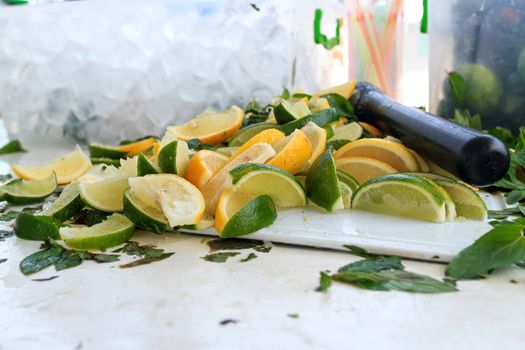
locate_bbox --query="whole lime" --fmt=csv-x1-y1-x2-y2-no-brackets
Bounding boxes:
457,63,502,116
518,47,525,83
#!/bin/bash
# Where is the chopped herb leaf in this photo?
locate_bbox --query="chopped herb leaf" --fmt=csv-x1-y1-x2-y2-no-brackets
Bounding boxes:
207,238,265,252
0,258,7,264
287,313,299,319
240,252,257,262
19,245,63,275
253,243,272,253
0,140,26,155
315,271,332,292
453,109,482,130
281,87,291,100
54,252,83,271
510,279,518,284
250,3,260,11
119,252,174,268
343,244,372,258
292,93,312,99
187,138,216,151
338,256,404,273
447,71,467,107
488,206,525,220
31,275,59,282
321,93,355,119
332,270,457,293
0,210,19,221
112,241,164,259
443,277,457,286
91,253,120,263
73,209,109,227
202,252,240,263
219,319,238,326
446,217,525,280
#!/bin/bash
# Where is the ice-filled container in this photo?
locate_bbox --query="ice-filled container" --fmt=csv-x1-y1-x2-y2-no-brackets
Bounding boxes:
0,0,348,146
429,0,525,132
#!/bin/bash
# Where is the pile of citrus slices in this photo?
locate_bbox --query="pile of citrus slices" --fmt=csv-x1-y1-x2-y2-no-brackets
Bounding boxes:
7,80,487,250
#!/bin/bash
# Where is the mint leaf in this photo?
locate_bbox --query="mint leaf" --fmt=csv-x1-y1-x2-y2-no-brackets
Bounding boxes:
112,241,164,259
73,209,108,227
187,138,216,151
321,93,355,119
281,87,291,100
240,253,257,262
287,313,299,319
201,252,240,263
446,218,525,279
332,270,457,293
488,206,525,220
119,252,174,268
0,210,19,221
207,238,265,252
292,93,312,99
250,3,260,11
447,71,467,107
315,271,332,292
19,246,63,275
453,109,482,130
326,139,350,151
54,252,83,271
338,256,404,273
0,140,26,155
342,244,372,258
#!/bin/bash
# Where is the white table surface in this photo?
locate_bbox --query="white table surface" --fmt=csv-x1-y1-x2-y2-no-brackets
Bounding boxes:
1,131,525,350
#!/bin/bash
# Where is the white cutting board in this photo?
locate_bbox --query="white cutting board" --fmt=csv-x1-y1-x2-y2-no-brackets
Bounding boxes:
181,191,503,263
2,146,504,263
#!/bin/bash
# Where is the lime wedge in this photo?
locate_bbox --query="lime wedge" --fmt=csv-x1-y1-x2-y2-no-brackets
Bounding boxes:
228,123,277,147
41,181,85,221
158,140,189,176
336,169,359,193
339,181,352,209
305,149,343,212
88,143,128,159
60,213,135,250
137,154,159,177
15,212,62,241
90,157,122,167
229,163,307,207
123,189,167,234
351,174,447,223
329,122,363,141
80,176,130,212
412,173,486,220
274,100,311,124
1,173,57,205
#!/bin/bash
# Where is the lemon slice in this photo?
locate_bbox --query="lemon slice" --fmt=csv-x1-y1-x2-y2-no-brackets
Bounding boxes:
123,189,168,234
298,122,327,174
80,176,130,212
12,146,92,185
312,80,356,100
41,181,84,221
128,174,205,228
305,149,343,212
214,189,277,238
230,128,285,159
167,106,244,145
229,163,307,207
335,156,398,185
60,213,135,250
351,173,447,223
334,138,418,172
274,99,311,124
267,129,313,175
200,142,276,215
1,173,57,205
185,150,229,189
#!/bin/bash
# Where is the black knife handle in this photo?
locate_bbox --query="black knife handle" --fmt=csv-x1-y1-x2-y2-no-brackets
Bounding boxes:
350,82,509,186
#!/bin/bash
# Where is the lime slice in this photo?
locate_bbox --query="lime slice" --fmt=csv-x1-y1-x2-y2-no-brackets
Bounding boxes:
123,189,167,234
329,122,363,141
129,174,205,227
339,181,352,209
215,190,277,238
280,108,339,135
336,169,359,193
88,143,128,159
60,213,135,250
411,173,486,220
229,163,307,207
90,157,122,167
41,181,85,221
1,173,57,205
351,174,447,222
158,140,189,176
137,154,159,177
80,176,130,212
228,123,278,147
15,212,62,241
305,149,343,212
274,100,311,124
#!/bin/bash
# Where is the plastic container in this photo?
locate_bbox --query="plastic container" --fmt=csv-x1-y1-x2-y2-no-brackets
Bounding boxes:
0,0,347,146
429,0,525,132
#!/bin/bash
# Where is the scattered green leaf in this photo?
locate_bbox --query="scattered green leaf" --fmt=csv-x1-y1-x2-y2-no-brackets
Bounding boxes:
31,275,59,282
201,252,240,263
315,271,332,292
488,206,525,220
0,230,14,240
343,244,372,258
446,217,525,280
281,87,291,100
0,210,19,221
207,238,265,252
453,109,482,130
187,138,216,151
0,258,7,264
112,241,165,259
0,140,26,155
119,253,174,268
240,252,257,262
510,279,518,284
253,243,272,253
321,93,355,119
250,3,260,11
326,139,350,151
287,313,299,319
338,256,404,273
486,127,515,149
